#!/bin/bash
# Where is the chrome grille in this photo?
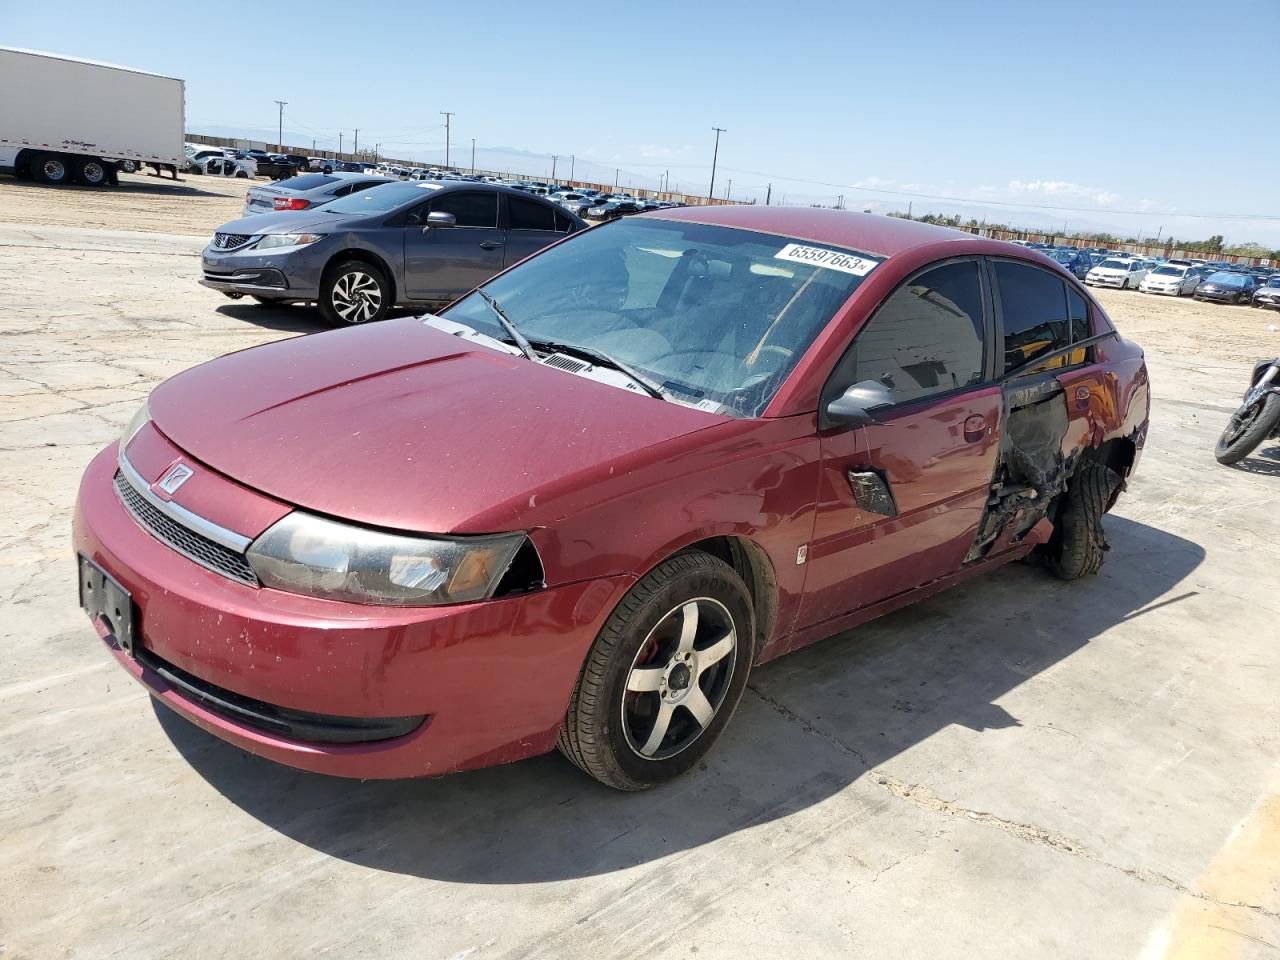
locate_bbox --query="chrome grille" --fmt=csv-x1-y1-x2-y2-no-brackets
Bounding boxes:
113,471,258,586
213,232,253,250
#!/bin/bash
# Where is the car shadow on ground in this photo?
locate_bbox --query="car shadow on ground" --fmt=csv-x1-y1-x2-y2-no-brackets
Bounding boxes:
214,303,420,334
155,515,1204,884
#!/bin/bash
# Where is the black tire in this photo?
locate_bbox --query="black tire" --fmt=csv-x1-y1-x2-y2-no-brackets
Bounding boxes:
118,159,137,174
29,152,71,185
1046,460,1118,580
1215,392,1280,465
76,157,109,186
318,259,391,326
558,551,755,791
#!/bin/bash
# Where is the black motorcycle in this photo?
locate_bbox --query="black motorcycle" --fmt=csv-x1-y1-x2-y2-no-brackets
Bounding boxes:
1216,357,1280,464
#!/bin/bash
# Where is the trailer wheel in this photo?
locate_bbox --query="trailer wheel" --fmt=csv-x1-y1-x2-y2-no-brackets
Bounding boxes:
77,158,109,186
118,159,137,174
30,153,72,185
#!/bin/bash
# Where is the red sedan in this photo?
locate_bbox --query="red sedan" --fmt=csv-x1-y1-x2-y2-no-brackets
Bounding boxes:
74,207,1149,790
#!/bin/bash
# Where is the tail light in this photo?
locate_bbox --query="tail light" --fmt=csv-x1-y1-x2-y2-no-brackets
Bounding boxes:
273,197,311,211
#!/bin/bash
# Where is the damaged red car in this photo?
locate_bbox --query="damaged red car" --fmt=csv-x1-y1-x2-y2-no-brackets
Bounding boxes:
73,208,1149,790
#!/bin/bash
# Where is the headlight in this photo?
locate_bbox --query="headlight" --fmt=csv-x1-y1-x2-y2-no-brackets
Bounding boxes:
255,233,325,250
120,398,150,452
246,511,526,606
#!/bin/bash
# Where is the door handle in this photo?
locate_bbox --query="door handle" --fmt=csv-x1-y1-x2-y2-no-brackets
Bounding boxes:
963,414,986,442
479,241,502,250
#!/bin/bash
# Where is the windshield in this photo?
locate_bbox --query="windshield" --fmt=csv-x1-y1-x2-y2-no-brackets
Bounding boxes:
439,218,881,418
1207,271,1244,285
1097,259,1130,270
1267,278,1280,288
1151,266,1184,277
322,181,439,214
1050,250,1077,263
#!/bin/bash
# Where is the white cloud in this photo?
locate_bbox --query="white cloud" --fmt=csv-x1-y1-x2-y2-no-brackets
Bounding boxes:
1007,179,1120,206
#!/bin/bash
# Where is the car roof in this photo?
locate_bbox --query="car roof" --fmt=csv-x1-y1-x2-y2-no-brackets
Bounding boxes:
649,206,973,258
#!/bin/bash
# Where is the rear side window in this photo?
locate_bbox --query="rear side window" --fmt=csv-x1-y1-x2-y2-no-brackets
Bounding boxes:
994,261,1069,372
839,261,986,404
508,196,558,231
430,192,498,227
1068,287,1090,344
554,210,574,233
281,174,338,191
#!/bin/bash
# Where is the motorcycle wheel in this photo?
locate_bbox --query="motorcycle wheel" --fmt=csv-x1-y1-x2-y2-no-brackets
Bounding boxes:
1215,392,1280,465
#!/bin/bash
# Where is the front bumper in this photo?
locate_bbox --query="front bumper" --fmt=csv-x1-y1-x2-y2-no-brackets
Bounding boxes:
199,241,328,300
1195,290,1241,302
1253,295,1280,309
1139,284,1181,296
1087,275,1127,288
73,442,632,779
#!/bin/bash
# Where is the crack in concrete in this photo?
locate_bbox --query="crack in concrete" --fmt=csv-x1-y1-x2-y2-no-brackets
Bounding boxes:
746,684,1280,922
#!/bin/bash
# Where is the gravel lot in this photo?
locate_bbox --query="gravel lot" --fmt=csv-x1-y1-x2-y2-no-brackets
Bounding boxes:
1,174,1278,960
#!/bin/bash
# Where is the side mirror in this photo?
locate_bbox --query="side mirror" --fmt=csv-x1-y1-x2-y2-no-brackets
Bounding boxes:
823,379,893,428
423,211,457,231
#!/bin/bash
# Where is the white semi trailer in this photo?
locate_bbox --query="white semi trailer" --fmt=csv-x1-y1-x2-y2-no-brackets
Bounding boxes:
0,47,185,186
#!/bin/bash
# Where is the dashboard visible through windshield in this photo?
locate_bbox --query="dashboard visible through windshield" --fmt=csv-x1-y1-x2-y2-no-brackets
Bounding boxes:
439,218,880,417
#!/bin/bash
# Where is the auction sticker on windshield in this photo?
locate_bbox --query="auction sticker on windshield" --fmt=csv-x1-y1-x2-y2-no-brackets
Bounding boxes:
775,243,878,276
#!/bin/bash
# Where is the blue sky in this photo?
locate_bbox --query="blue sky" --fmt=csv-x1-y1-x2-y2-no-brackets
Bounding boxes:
4,0,1279,244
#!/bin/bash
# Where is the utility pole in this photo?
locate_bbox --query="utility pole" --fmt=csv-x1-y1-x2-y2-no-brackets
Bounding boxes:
570,154,575,182
339,132,343,156
354,129,359,156
709,126,725,200
725,179,732,201
471,138,476,175
615,168,619,190
273,100,287,152
440,111,454,168
311,139,315,152
551,155,558,182
765,183,772,205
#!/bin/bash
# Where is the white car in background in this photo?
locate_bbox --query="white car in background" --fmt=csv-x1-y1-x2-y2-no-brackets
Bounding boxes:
1086,257,1150,290
1139,263,1200,296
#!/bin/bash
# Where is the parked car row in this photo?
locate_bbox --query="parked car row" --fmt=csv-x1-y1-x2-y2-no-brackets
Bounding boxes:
1019,240,1280,304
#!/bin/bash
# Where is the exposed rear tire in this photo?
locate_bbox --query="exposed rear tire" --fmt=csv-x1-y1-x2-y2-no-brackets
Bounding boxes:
318,259,391,326
558,551,755,791
1046,460,1118,580
1215,392,1280,465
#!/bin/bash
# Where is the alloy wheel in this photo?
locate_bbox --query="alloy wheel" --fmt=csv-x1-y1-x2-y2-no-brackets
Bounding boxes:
331,270,382,323
42,158,69,183
621,597,738,760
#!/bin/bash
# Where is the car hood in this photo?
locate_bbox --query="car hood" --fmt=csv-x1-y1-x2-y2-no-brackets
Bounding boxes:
149,318,729,534
213,209,348,236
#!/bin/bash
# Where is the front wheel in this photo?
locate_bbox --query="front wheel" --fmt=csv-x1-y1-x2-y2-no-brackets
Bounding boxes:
558,552,755,790
319,259,391,326
1216,392,1280,465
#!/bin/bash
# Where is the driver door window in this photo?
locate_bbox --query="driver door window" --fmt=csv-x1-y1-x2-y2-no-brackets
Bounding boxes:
801,259,1001,630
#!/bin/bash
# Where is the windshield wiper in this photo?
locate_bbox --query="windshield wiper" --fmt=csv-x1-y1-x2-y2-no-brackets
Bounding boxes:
476,289,537,362
529,339,668,401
